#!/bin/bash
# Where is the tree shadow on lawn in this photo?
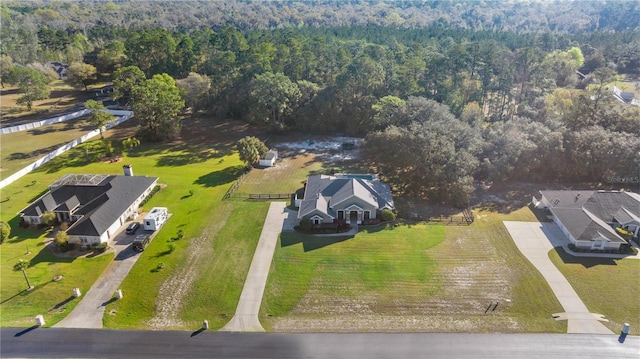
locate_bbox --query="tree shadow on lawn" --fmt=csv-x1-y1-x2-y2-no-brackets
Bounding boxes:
155,146,231,167
29,244,76,267
280,232,354,252
553,246,618,268
194,165,245,187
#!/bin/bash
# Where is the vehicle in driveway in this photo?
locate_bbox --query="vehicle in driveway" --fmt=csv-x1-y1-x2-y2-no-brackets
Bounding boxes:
132,234,150,252
126,222,140,234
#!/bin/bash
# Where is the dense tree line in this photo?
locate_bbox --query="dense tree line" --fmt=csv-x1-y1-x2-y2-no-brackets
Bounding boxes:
2,1,639,205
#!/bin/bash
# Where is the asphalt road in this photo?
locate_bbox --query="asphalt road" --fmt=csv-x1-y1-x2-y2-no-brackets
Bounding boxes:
2,328,638,359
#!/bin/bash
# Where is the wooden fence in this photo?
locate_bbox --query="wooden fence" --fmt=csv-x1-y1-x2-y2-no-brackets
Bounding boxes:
225,192,292,200
401,207,474,225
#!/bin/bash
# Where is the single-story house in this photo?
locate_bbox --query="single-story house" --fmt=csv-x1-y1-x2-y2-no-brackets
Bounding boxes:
298,174,395,225
536,190,640,251
143,207,168,231
259,149,278,167
19,171,158,246
45,61,69,80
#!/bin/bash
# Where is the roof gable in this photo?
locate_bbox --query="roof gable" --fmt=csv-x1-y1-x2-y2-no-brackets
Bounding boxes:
298,174,394,220
21,175,158,238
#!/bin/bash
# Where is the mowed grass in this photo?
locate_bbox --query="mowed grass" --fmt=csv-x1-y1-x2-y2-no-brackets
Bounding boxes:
0,225,113,327
261,223,446,331
236,153,324,194
549,248,640,335
179,201,270,328
1,117,252,328
0,116,96,178
261,205,566,333
1,82,109,120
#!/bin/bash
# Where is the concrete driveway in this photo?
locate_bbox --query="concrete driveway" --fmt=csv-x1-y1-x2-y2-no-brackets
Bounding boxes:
221,202,297,332
503,221,614,335
54,226,152,328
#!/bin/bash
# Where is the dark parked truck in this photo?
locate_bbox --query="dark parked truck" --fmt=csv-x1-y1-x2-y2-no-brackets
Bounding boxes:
132,234,150,252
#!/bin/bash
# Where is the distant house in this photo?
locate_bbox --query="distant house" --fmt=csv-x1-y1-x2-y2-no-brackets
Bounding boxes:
298,174,395,225
536,190,640,251
45,61,69,80
259,149,278,167
19,170,158,246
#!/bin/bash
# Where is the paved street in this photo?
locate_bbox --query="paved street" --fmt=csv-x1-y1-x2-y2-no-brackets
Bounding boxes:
220,202,297,332
2,328,638,359
504,221,614,335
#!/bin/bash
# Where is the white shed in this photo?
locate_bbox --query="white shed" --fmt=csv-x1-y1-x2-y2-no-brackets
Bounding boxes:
143,207,168,231
259,149,278,167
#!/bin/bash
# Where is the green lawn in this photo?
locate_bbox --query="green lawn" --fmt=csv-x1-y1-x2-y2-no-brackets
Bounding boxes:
261,223,446,331
549,248,640,335
0,116,96,179
1,126,248,327
236,153,324,195
0,225,113,327
261,206,566,333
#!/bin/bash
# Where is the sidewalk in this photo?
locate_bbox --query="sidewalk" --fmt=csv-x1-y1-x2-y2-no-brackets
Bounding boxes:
503,221,614,335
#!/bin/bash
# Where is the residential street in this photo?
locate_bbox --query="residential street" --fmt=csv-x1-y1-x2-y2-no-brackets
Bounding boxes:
2,328,638,359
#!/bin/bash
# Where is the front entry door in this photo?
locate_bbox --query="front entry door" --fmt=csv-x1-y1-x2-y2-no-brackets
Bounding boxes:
350,211,358,224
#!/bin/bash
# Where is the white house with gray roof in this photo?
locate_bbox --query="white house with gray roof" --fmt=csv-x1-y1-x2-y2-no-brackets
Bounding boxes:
298,174,394,225
537,190,640,251
19,170,158,246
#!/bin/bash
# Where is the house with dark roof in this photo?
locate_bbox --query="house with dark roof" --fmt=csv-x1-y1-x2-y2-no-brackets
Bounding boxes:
536,190,640,251
297,174,395,225
19,170,158,246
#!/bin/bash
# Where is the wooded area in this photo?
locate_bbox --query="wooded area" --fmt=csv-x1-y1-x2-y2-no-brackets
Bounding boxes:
2,0,639,206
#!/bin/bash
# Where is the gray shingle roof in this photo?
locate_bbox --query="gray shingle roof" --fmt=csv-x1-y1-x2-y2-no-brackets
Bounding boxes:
540,190,640,244
20,175,158,238
298,174,394,219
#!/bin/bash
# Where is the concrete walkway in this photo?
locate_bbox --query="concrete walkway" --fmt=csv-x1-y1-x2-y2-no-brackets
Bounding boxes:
503,221,614,335
54,228,148,328
220,202,297,332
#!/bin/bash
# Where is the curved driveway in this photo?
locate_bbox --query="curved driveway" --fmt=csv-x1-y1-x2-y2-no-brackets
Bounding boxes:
220,202,297,332
503,221,613,334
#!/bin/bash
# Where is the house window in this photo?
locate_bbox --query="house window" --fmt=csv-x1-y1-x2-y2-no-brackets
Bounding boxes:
364,211,370,221
314,219,320,225
337,211,344,220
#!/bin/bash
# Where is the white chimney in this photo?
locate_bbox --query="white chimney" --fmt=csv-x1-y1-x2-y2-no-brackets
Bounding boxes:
123,165,133,176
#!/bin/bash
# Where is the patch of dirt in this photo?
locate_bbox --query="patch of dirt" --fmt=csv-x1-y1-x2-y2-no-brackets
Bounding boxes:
273,136,363,163
147,203,233,329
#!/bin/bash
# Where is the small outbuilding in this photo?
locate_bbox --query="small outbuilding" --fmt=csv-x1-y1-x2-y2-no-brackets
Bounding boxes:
259,149,278,167
143,207,168,231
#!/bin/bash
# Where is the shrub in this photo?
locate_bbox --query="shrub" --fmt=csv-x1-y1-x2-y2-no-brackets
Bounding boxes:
0,221,10,244
139,185,161,208
54,231,69,247
381,209,396,222
299,217,312,231
93,242,108,253
42,211,57,227
167,243,176,253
